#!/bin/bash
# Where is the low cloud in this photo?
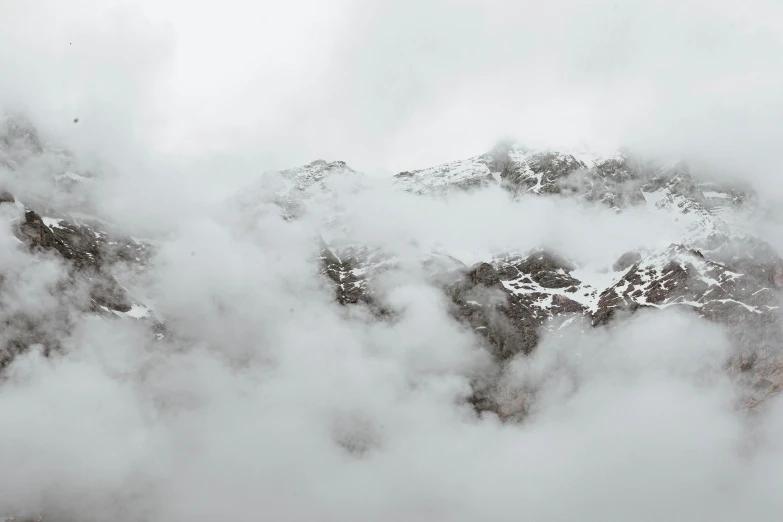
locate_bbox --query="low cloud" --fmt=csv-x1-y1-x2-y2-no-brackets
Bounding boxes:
1,0,783,520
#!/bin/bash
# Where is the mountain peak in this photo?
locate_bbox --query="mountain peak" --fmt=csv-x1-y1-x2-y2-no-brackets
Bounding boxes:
307,159,348,168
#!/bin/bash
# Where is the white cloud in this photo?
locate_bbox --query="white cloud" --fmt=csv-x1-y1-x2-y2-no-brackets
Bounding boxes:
1,1,783,520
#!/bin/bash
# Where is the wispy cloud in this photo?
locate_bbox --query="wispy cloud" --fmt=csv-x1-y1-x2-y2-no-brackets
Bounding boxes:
1,1,783,520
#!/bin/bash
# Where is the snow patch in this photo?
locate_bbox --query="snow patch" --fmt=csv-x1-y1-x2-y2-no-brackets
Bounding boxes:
41,217,65,229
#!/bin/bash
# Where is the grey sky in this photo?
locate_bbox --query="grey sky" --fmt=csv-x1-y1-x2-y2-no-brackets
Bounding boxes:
2,0,783,183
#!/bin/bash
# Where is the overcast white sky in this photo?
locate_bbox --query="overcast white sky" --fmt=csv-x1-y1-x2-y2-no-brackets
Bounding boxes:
2,0,783,185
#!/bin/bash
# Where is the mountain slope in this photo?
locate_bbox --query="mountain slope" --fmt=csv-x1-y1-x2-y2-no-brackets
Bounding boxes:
0,118,162,368
2,123,782,417
278,144,783,413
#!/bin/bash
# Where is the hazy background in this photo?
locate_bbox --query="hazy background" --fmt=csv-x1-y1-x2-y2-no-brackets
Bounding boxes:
2,0,783,186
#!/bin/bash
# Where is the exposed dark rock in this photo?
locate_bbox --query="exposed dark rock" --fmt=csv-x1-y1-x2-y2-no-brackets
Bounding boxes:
467,262,500,287
0,184,159,370
512,251,579,288
18,210,102,268
321,249,369,306
501,151,585,195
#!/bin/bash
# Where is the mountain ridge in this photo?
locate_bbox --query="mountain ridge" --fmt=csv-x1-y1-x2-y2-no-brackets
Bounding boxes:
1,124,781,422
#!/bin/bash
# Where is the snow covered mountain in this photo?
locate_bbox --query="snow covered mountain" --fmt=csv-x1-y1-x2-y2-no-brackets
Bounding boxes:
0,117,162,369
253,142,783,415
2,119,782,421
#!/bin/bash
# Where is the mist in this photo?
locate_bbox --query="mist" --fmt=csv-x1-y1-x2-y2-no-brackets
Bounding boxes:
2,0,783,520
